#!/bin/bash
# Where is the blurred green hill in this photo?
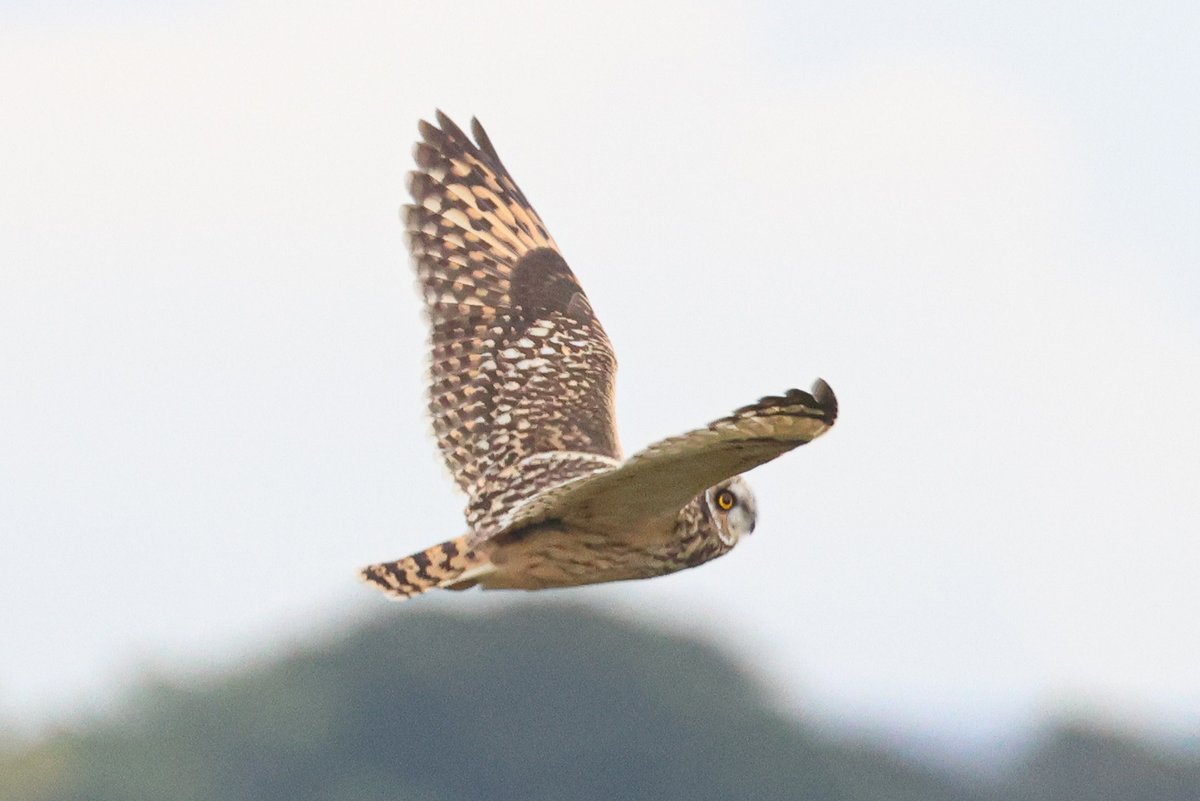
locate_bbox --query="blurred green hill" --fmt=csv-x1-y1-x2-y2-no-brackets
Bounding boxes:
2,604,1197,801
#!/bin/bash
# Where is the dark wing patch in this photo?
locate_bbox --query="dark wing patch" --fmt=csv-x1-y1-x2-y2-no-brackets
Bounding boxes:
510,248,592,320
406,112,621,507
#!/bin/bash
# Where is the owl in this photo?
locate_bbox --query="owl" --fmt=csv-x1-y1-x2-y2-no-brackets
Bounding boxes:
360,112,837,600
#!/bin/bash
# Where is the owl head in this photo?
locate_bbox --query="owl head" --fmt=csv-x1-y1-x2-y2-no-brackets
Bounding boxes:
705,475,757,546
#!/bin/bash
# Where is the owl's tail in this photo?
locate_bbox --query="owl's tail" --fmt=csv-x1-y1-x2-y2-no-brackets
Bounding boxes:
358,535,493,601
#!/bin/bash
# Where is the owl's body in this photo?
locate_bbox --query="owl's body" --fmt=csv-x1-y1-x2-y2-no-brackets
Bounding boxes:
365,494,737,596
360,113,836,601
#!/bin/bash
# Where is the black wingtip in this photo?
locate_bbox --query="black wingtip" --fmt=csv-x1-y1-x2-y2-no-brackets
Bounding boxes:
730,382,838,426
434,110,470,145
811,378,838,425
420,111,502,169
471,116,507,168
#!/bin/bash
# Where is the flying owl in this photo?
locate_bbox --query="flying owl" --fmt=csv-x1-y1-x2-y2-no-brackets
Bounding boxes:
359,112,837,600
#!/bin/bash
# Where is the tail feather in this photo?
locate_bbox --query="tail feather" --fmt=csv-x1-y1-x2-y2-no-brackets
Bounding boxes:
359,535,491,601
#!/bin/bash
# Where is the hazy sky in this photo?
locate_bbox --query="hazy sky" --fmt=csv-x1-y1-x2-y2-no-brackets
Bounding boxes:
2,0,1197,750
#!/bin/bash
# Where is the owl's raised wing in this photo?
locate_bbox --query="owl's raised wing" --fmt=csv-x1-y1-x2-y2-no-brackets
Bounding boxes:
470,380,838,546
407,112,621,504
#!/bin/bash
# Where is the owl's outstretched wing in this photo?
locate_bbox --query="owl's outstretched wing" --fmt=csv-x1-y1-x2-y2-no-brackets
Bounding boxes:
407,112,621,504
469,380,838,546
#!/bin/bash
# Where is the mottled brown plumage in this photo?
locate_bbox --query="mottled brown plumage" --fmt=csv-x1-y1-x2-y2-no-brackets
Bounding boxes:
360,112,837,600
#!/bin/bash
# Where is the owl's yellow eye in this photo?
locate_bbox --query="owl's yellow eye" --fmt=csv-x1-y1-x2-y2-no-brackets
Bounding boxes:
716,489,736,511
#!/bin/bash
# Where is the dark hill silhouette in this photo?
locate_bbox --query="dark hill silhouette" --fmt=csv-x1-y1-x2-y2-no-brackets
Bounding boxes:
2,604,1196,801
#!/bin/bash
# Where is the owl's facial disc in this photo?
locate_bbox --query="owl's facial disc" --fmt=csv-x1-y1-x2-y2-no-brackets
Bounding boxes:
707,476,757,546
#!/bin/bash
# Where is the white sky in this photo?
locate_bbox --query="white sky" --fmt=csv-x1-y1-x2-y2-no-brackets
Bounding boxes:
2,0,1198,751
